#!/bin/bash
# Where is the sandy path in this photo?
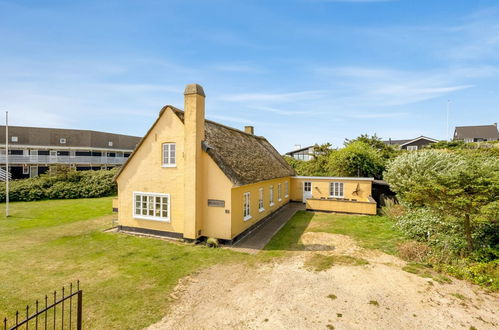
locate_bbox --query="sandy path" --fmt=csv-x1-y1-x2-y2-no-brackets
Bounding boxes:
148,233,498,330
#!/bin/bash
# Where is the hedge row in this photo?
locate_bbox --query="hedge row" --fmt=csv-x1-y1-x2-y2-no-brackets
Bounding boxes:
0,168,118,202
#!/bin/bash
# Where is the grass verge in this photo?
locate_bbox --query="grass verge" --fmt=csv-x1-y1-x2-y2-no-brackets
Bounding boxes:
0,198,246,329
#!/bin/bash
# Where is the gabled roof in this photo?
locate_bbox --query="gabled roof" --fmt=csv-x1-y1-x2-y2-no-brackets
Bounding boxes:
115,106,295,186
382,139,412,145
170,108,295,186
399,136,438,147
383,136,438,146
454,125,499,140
285,145,314,155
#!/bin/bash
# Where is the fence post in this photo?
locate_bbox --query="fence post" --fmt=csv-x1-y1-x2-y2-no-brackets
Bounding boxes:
76,291,82,330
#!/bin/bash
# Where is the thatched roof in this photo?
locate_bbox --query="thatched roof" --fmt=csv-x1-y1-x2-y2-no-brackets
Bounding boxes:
170,108,295,186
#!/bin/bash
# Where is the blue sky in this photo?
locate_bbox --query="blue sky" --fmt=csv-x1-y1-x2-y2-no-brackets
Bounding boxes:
1,0,498,152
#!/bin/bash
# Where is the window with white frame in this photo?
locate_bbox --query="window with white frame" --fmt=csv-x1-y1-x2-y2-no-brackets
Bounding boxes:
162,143,176,167
278,183,282,201
258,188,264,212
60,138,66,144
243,192,251,221
406,145,418,151
11,136,18,142
284,181,289,197
108,141,113,147
133,192,170,221
269,185,274,206
329,182,344,198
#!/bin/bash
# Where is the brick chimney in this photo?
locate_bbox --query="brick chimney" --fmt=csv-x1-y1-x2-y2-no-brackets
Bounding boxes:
244,126,254,135
183,83,205,240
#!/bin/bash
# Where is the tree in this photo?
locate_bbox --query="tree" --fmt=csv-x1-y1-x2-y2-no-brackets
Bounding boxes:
326,141,385,179
384,150,499,251
345,134,400,160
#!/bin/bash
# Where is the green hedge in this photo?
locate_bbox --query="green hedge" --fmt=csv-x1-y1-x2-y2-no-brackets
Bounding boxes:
0,168,118,202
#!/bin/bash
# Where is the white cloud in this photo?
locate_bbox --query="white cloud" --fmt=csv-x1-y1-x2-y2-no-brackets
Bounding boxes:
250,106,316,116
219,90,326,102
315,66,479,106
211,64,264,73
207,114,255,124
345,112,408,119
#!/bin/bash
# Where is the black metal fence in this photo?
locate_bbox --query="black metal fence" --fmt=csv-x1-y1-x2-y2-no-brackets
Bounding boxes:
3,281,82,330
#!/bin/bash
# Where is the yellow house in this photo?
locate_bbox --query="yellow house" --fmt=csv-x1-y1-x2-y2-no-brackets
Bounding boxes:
115,83,377,243
115,84,295,243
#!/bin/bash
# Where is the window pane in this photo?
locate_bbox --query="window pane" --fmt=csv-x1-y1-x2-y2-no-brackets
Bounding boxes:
162,197,168,218
155,197,161,217
148,196,154,216
142,196,147,215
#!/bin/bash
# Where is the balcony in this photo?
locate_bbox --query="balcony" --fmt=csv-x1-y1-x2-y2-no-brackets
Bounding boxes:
0,155,127,165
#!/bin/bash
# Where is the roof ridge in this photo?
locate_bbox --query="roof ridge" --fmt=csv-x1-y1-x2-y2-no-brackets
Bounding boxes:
165,105,266,140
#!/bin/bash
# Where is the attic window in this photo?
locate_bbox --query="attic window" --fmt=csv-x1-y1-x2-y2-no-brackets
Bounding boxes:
162,143,176,167
11,136,18,142
60,138,66,144
108,141,113,147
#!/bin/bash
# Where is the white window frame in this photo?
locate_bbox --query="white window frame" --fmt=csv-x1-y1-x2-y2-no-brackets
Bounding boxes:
108,141,113,147
277,183,282,202
269,185,274,207
258,188,265,212
133,192,170,222
11,136,18,142
406,145,418,151
329,182,344,198
22,165,29,175
60,138,66,144
162,143,176,167
243,192,251,221
284,181,289,198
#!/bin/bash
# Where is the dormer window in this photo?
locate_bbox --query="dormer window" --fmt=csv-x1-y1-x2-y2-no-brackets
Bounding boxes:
60,138,66,144
11,136,18,142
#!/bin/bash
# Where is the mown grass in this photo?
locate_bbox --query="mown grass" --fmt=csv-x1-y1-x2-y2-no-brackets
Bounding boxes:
304,254,368,271
265,210,405,255
0,198,245,329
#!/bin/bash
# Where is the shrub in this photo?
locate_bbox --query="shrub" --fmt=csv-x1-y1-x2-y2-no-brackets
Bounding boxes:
397,241,430,262
0,168,118,202
206,237,219,248
381,198,405,219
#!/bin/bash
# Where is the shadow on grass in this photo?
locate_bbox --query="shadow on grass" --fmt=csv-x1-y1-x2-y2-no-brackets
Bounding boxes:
264,211,331,251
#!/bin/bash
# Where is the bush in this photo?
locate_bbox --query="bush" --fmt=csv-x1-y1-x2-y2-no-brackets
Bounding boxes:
0,168,118,202
435,259,499,290
397,241,430,262
206,237,219,248
381,198,405,219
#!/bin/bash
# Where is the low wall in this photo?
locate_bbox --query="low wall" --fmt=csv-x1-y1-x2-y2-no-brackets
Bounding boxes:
306,197,376,215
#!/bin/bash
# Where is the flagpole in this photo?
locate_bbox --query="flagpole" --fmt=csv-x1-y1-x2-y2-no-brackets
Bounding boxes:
5,111,9,217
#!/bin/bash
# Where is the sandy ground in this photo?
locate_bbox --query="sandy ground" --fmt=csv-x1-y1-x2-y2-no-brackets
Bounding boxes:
147,232,499,330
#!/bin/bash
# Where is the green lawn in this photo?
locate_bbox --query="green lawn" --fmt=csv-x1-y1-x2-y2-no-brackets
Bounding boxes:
265,211,406,255
1,200,404,329
0,198,245,329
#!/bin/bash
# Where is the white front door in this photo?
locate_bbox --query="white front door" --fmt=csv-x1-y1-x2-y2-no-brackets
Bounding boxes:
303,181,312,202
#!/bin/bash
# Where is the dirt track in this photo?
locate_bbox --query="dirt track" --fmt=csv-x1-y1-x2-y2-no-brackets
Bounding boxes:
148,232,498,330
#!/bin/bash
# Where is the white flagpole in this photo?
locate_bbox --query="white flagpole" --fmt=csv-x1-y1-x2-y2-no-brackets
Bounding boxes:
5,111,9,217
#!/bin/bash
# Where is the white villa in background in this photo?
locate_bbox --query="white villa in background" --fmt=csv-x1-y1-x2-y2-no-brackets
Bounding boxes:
285,145,315,161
